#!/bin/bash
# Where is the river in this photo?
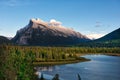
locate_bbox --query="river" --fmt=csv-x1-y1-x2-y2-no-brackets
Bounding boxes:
36,55,120,80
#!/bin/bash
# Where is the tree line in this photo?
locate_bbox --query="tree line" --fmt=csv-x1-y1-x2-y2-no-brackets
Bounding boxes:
0,45,120,80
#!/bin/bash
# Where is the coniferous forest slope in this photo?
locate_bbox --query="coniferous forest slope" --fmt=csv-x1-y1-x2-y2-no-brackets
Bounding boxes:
77,28,120,47
0,36,11,44
96,28,120,41
93,28,120,47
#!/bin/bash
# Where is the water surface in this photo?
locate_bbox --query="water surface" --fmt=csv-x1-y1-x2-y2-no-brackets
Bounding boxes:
36,55,120,80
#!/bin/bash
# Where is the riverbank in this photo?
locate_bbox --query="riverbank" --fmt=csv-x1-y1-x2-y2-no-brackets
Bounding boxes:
33,53,120,66
33,57,90,66
106,53,120,56
77,53,120,57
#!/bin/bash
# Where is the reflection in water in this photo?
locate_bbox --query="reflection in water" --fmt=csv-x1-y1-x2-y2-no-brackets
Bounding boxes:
34,66,54,71
34,66,64,80
35,71,54,79
34,66,54,79
34,55,120,80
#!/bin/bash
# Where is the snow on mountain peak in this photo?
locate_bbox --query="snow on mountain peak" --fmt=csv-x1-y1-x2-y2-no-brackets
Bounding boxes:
31,18,44,24
30,18,63,27
18,18,75,34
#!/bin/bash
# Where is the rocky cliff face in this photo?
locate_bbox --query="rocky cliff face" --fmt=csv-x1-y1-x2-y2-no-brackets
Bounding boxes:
12,18,90,46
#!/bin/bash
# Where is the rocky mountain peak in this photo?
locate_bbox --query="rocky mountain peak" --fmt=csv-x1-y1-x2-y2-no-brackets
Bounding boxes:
12,18,90,46
30,18,46,25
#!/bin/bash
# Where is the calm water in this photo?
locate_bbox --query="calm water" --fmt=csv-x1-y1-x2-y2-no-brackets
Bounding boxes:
36,55,120,80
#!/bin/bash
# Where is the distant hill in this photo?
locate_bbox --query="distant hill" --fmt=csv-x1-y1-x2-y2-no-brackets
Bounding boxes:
94,28,120,47
12,18,90,46
0,36,11,44
96,28,120,41
77,28,120,47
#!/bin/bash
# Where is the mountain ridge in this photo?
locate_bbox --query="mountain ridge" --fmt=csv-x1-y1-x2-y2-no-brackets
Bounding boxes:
77,27,120,47
0,36,11,44
12,18,90,46
96,28,120,41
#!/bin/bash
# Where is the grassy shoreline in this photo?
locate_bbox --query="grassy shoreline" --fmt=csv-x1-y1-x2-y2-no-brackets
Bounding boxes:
33,57,90,66
105,53,120,56
33,53,120,66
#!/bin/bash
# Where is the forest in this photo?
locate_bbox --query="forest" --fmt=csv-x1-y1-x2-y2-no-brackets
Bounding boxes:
0,45,120,80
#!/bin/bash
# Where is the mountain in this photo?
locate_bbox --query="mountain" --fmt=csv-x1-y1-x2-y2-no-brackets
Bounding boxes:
94,28,120,47
12,18,90,46
96,28,120,41
0,36,11,44
77,28,120,47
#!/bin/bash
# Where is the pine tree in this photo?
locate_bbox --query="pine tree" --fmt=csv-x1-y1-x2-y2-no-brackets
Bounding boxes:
52,74,59,80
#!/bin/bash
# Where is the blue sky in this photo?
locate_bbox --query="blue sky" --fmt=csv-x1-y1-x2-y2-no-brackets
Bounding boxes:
0,0,120,39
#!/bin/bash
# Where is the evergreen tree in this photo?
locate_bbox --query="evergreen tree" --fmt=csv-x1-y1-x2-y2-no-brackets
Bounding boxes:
52,74,59,80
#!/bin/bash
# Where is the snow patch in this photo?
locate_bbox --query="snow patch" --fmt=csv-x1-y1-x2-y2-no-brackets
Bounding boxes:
31,18,44,24
86,33,105,39
18,18,81,37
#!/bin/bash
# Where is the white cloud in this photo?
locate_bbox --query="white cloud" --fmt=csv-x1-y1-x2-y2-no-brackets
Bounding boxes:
49,19,62,26
50,19,57,23
86,33,105,39
50,19,62,24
